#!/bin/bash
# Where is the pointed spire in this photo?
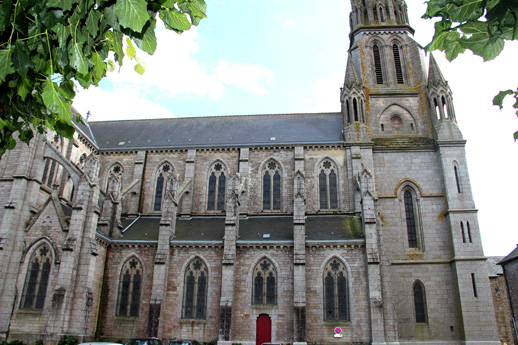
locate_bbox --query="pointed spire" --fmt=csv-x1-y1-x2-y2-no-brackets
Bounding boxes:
428,53,447,87
343,54,362,89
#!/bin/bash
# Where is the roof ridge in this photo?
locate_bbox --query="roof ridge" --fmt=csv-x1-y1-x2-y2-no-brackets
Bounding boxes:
89,112,341,124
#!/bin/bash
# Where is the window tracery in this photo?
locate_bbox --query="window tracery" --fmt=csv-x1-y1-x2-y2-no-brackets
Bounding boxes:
404,190,418,248
117,257,142,317
324,258,349,321
318,159,338,210
252,258,277,305
262,160,281,211
207,162,226,211
21,244,52,310
183,257,208,319
154,163,173,211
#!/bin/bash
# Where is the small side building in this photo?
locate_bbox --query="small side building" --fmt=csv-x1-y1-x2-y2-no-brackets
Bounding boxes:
488,256,514,344
499,245,518,344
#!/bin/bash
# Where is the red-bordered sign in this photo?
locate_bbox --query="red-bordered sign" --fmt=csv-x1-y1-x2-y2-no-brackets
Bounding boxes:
334,327,342,335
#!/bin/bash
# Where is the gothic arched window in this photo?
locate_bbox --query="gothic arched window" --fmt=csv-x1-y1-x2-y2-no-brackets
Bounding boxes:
454,165,462,193
207,162,227,211
21,244,52,310
107,163,124,189
154,163,173,211
324,258,349,321
373,44,383,84
252,258,277,305
42,159,57,188
413,281,427,323
183,257,208,319
393,44,404,84
319,159,338,210
263,160,281,211
404,190,418,248
117,257,142,317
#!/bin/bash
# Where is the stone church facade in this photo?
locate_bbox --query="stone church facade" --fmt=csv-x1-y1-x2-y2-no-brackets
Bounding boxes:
0,1,501,344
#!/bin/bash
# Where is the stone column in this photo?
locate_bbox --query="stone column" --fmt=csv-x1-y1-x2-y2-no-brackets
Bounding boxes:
293,153,307,345
149,174,191,338
45,154,100,341
218,173,243,343
0,135,43,340
180,149,196,216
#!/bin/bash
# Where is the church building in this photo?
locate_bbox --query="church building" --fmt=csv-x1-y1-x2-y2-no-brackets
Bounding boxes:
0,1,501,344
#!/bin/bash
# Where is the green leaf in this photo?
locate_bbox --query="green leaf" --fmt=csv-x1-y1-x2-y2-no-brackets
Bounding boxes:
446,0,485,22
126,37,137,59
160,8,191,32
0,0,13,32
107,59,116,72
459,21,487,35
493,90,514,109
12,41,35,78
134,63,145,74
86,10,100,38
514,131,518,142
115,0,150,32
0,48,15,82
444,31,466,61
42,79,73,122
91,52,106,85
131,18,157,54
17,77,31,101
68,39,89,75
106,30,125,63
46,0,76,12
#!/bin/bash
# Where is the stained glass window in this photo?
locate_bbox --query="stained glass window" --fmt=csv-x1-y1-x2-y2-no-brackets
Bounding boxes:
21,244,52,310
154,163,172,211
207,162,227,211
117,257,142,317
252,258,276,305
323,258,348,321
183,258,208,319
263,161,281,211
319,160,338,210
404,190,417,248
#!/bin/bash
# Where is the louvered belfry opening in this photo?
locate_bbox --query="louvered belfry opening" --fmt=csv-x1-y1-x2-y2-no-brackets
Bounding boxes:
393,44,404,84
373,44,383,84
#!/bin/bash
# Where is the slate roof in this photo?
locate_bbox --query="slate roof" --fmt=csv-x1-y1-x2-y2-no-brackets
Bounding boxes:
72,107,97,146
498,245,518,265
113,215,363,243
487,256,505,277
87,113,344,150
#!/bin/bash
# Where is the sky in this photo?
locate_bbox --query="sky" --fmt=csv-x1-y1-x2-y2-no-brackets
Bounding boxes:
73,0,518,257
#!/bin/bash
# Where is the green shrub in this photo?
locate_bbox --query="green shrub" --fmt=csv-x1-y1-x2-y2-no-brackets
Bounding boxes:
57,336,79,345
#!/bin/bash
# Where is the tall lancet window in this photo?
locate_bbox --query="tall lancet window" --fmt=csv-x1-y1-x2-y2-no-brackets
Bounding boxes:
373,44,383,84
117,257,142,317
154,163,173,211
263,160,281,211
21,244,52,310
324,258,349,321
183,257,208,319
42,159,57,188
319,159,338,210
207,162,227,211
404,190,418,248
393,44,404,84
413,281,427,323
253,258,277,305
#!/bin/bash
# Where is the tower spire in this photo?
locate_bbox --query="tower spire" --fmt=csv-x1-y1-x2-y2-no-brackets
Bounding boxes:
349,0,410,33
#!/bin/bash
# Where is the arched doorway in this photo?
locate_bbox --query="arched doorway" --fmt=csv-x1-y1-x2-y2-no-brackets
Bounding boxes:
256,313,271,345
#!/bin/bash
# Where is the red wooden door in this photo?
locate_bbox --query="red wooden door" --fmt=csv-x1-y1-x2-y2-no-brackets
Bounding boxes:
256,314,271,345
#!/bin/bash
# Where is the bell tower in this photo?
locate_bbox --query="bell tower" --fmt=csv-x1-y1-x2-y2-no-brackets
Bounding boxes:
342,1,500,344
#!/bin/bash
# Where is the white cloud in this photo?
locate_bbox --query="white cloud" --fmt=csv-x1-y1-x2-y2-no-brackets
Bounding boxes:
274,13,296,27
73,85,175,121
213,60,274,95
307,72,343,112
